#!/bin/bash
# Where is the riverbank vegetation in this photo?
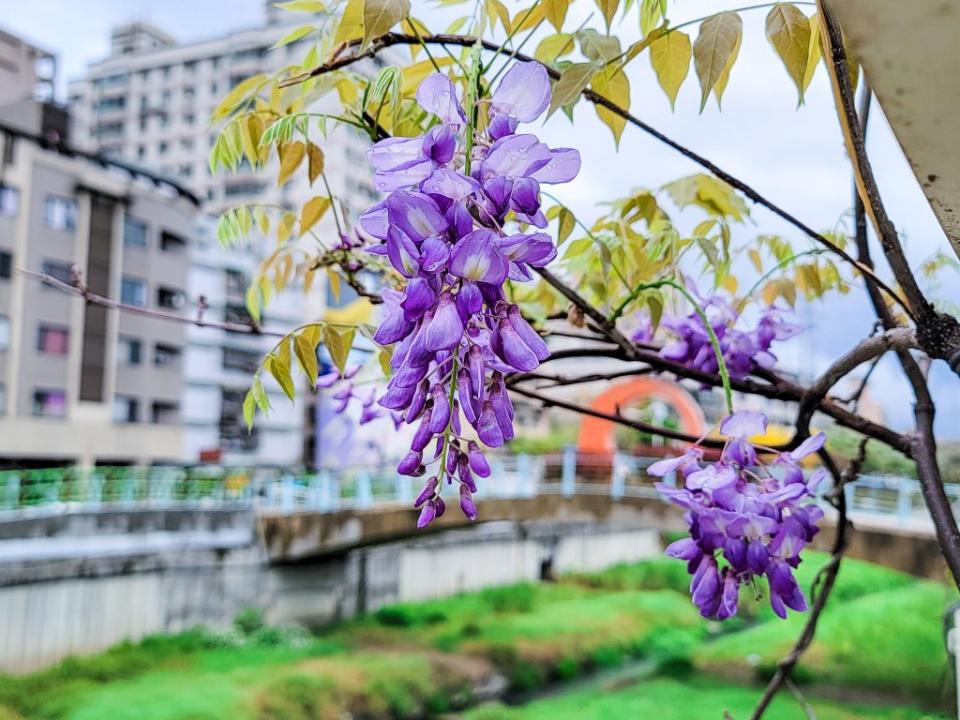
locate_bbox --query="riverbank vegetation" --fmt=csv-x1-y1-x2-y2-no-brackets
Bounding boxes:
0,551,951,720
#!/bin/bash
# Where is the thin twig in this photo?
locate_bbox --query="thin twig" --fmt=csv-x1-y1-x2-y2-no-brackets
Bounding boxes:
749,441,865,719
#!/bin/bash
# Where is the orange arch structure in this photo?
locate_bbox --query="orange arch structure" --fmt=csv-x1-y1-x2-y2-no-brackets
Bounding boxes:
576,377,707,458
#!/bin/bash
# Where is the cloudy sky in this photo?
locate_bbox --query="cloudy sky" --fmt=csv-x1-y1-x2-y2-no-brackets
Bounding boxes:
5,0,959,437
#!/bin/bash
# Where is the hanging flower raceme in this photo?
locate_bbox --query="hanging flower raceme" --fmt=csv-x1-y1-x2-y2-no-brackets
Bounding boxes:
651,411,827,620
633,285,801,381
358,62,580,528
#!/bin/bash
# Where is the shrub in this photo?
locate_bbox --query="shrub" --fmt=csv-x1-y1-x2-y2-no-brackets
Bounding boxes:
235,607,266,635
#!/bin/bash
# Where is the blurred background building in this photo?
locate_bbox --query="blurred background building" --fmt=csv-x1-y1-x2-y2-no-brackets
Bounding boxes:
0,2,384,469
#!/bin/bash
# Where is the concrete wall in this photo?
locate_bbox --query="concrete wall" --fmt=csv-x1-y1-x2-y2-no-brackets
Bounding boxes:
0,518,661,673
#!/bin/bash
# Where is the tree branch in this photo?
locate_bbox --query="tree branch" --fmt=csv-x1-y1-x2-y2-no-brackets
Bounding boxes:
280,31,909,317
794,328,917,441
818,0,960,370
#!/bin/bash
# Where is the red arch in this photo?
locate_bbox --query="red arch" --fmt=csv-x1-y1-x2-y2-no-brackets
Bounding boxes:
577,377,707,457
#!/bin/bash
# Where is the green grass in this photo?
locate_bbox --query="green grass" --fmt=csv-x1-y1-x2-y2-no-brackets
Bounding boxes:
696,580,955,702
0,555,948,719
463,677,949,720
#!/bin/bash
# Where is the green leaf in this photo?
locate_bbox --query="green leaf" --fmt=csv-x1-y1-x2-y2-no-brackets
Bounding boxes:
693,11,742,112
577,29,621,62
245,283,262,323
535,34,575,65
640,0,664,37
362,0,411,48
267,351,296,401
765,3,811,103
252,376,271,413
591,66,630,145
243,388,257,431
325,326,355,375
542,0,569,31
548,62,598,117
558,207,576,245
294,333,319,385
212,74,269,120
650,30,691,110
271,24,316,49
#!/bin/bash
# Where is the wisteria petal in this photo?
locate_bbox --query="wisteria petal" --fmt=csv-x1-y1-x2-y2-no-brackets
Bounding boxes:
720,410,768,439
416,72,467,126
449,229,509,284
491,60,551,122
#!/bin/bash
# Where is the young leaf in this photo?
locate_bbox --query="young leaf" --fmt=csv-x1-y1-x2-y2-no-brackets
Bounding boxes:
252,376,271,413
765,3,811,103
362,0,411,48
294,333,319,385
693,11,742,112
271,24,315,49
325,326,355,375
650,30,691,110
243,388,257,431
334,0,365,44
542,0,569,31
548,62,597,117
300,196,331,235
275,0,327,11
278,141,305,186
266,352,296,400
712,31,741,108
578,29,621,62
593,0,619,30
212,74,269,120
591,67,630,145
535,34,575,64
558,207,576,245
307,143,324,185
801,12,821,94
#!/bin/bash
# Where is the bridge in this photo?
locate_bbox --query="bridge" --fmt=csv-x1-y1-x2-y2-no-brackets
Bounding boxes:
0,451,951,673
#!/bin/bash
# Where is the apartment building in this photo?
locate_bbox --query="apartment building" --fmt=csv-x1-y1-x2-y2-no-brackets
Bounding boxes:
66,6,384,468
0,101,199,467
183,217,305,467
0,28,55,105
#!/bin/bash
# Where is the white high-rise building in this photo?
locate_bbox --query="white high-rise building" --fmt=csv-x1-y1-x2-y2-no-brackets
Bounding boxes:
68,5,383,468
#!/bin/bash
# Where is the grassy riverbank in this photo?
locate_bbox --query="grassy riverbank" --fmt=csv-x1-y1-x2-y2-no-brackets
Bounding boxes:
0,552,952,719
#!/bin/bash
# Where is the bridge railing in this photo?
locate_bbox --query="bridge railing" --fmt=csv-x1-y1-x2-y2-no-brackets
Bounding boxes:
0,450,953,531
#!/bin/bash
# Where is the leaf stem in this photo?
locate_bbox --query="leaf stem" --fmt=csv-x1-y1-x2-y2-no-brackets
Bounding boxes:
739,248,825,311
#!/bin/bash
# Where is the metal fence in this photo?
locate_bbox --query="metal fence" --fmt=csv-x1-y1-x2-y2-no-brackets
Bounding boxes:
0,449,953,531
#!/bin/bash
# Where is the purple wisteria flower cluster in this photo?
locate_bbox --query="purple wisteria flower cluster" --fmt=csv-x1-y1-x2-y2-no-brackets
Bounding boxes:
651,411,827,620
357,62,580,528
633,287,801,381
317,365,402,428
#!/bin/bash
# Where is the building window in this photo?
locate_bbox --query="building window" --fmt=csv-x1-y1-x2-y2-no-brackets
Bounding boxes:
210,81,219,95
137,145,146,160
183,87,195,100
220,388,257,452
225,303,254,325
184,60,197,73
0,384,6,416
121,276,147,307
41,260,73,286
182,113,195,126
222,347,259,373
160,230,187,252
0,185,18,216
113,395,139,423
154,343,181,367
151,401,178,424
225,269,247,295
0,316,9,349
118,336,142,365
158,141,168,155
123,215,148,247
180,138,194,151
0,251,11,279
44,196,77,231
33,389,67,418
156,286,185,309
37,325,69,355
